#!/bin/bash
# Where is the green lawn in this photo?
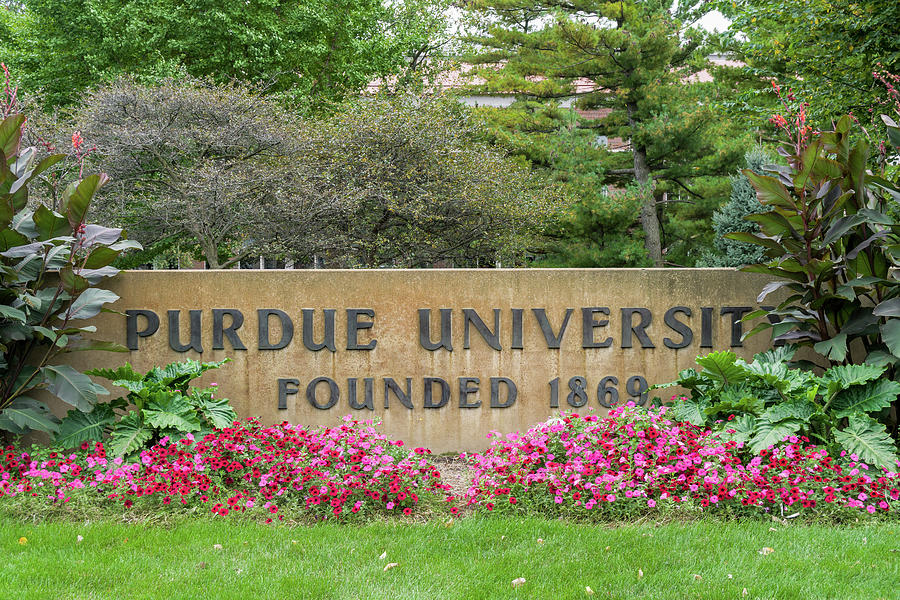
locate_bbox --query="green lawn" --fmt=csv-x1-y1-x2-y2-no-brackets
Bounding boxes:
1,517,897,600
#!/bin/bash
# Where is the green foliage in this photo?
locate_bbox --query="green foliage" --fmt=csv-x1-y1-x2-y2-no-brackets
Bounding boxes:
305,95,566,267
1,0,448,110
55,358,235,456
718,0,900,133
463,0,750,266
699,149,770,267
734,112,900,437
658,348,900,468
0,112,139,438
76,77,333,269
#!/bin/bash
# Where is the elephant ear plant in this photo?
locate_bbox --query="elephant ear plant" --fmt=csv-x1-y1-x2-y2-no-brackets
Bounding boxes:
658,347,900,469
55,358,236,457
0,113,141,438
728,109,900,439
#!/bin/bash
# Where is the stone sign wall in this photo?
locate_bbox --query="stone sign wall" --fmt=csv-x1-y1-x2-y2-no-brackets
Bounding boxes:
62,269,776,452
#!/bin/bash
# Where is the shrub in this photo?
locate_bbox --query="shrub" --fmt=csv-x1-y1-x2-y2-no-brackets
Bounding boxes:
463,407,900,520
1,417,451,521
659,348,900,468
0,112,140,439
54,359,236,457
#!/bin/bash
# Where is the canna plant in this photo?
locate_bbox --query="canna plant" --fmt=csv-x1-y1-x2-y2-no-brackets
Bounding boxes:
55,358,236,456
659,347,900,469
0,112,140,439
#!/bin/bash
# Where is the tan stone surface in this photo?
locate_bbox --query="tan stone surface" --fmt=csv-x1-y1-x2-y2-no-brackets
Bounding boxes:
60,269,776,453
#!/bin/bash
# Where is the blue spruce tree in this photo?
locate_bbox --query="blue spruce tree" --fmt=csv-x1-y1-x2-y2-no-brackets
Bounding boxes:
700,149,770,267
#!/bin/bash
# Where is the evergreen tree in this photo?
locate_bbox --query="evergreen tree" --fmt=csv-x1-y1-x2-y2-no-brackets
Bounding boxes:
699,149,770,267
463,0,748,266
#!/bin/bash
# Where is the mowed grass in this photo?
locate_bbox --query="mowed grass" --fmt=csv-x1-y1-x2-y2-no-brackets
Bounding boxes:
1,516,898,600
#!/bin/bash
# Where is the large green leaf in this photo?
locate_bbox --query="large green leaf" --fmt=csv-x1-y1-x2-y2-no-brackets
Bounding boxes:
705,385,765,417
743,171,796,209
814,334,849,363
109,412,152,457
749,418,803,454
0,305,27,323
0,411,26,435
695,351,747,386
63,288,119,320
32,204,71,241
42,364,99,411
62,174,108,229
55,404,116,449
722,413,756,444
197,396,238,429
752,345,797,366
830,380,900,419
881,320,900,358
0,114,25,159
143,393,202,432
833,416,899,470
874,298,900,318
59,267,90,295
147,358,230,386
2,396,60,434
762,399,816,423
670,399,707,426
87,363,142,382
821,364,886,395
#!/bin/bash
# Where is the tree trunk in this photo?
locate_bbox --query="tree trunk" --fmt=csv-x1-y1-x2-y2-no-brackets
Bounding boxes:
201,238,221,269
627,102,663,267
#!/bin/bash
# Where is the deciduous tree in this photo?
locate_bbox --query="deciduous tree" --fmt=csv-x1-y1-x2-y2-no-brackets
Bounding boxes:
76,78,339,268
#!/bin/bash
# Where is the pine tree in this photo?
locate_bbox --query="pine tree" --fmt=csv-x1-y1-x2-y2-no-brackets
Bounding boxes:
463,0,748,266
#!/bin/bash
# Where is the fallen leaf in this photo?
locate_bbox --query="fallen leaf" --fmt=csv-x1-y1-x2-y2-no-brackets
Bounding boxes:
511,577,526,588
379,551,387,560
197,562,207,570
384,563,399,572
758,547,774,556
585,586,595,595
444,518,454,528
17,537,26,545
292,540,298,545
692,574,702,581
213,544,223,551
768,527,777,532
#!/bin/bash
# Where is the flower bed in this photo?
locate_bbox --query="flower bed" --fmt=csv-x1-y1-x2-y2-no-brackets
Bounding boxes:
0,417,451,521
463,405,900,521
